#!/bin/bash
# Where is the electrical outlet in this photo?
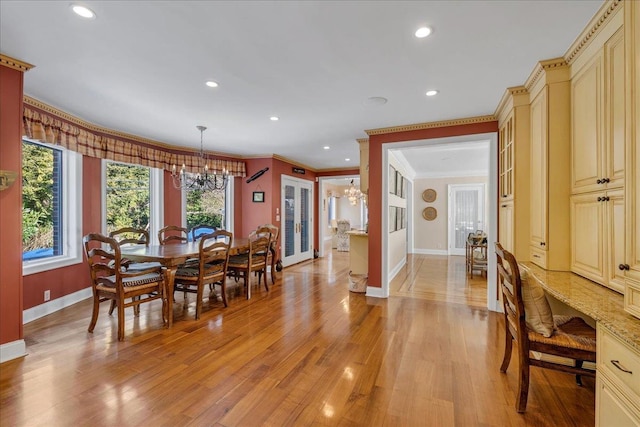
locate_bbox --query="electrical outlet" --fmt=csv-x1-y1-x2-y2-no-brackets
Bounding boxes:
44,290,51,302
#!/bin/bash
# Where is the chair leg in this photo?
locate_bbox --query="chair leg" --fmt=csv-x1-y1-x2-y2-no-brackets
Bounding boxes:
262,269,269,292
117,298,125,341
108,300,116,316
88,295,100,333
516,360,530,413
220,281,228,307
134,296,140,316
575,360,584,386
195,283,204,320
500,332,513,373
245,270,251,300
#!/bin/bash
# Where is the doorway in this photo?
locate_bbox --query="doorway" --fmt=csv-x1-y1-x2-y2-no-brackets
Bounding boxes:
447,183,485,256
281,175,314,267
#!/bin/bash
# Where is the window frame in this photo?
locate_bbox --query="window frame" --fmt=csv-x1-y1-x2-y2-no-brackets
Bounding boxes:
101,160,164,243
22,140,83,276
181,177,234,233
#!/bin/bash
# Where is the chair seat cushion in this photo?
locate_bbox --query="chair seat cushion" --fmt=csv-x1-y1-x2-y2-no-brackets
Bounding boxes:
97,272,163,293
126,262,163,271
176,263,224,278
528,315,596,353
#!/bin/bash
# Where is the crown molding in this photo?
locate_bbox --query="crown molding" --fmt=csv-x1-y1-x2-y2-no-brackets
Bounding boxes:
524,57,568,92
23,96,240,159
356,137,369,144
494,86,528,121
365,115,496,136
0,54,34,72
564,0,622,65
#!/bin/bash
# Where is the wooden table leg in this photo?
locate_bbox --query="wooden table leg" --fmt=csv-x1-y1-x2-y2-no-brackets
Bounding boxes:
270,245,277,285
165,266,177,328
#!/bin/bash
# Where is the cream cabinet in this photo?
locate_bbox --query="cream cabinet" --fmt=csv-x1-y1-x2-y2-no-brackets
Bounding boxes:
499,201,514,253
528,61,571,271
624,0,640,318
571,28,625,195
499,115,514,201
596,324,640,427
570,189,625,293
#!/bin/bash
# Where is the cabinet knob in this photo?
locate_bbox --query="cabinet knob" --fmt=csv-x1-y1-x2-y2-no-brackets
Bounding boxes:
597,179,603,184
604,196,610,202
540,242,546,247
597,197,603,202
603,177,610,183
618,264,631,271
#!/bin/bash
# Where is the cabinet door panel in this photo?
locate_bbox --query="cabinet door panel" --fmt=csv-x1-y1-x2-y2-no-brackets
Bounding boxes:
499,202,514,253
607,190,625,292
572,55,602,193
530,89,548,249
571,193,604,283
606,29,625,189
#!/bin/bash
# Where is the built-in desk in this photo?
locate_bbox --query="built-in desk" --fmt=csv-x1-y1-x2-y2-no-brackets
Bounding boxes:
519,262,640,426
520,262,639,351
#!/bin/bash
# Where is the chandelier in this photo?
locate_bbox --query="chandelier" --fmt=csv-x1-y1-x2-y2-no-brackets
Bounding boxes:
345,179,365,205
171,125,229,192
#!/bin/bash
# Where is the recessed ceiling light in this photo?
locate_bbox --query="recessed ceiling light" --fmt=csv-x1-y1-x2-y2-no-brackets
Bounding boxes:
205,81,218,88
345,158,351,162
323,146,330,150
71,4,96,19
270,116,279,121
415,27,432,38
364,96,388,106
426,90,439,97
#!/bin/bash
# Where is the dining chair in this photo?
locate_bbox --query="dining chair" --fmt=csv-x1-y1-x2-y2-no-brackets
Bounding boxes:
227,228,271,299
158,225,189,245
190,224,217,242
258,223,280,285
495,243,596,413
108,227,161,315
83,233,167,341
173,230,232,319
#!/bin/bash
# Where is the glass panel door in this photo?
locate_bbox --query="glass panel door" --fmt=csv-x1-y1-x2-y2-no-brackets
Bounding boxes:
448,184,485,256
281,176,313,267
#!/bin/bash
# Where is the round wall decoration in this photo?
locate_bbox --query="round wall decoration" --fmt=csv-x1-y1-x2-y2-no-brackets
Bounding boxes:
422,189,437,203
422,207,437,221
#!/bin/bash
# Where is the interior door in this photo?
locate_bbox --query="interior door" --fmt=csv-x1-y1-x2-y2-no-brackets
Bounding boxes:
281,175,313,267
448,184,485,256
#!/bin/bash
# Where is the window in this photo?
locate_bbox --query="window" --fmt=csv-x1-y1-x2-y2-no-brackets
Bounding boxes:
183,177,233,234
22,140,83,275
103,161,163,240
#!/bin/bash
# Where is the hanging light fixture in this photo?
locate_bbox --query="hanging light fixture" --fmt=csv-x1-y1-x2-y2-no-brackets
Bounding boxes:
171,125,229,192
345,179,364,205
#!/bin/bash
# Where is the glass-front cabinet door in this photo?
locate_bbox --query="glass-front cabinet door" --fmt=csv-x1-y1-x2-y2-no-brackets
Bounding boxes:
281,175,313,267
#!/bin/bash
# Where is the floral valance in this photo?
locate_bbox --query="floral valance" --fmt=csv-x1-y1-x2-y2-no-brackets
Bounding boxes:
22,100,246,177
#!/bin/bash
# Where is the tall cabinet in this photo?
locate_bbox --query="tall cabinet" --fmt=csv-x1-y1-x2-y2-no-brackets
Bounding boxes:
496,86,530,261
569,6,626,293
526,59,572,271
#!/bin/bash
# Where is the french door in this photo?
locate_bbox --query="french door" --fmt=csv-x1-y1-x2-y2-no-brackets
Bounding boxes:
281,175,314,267
448,184,485,256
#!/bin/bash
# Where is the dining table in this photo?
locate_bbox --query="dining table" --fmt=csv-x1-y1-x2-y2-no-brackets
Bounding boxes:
120,237,252,327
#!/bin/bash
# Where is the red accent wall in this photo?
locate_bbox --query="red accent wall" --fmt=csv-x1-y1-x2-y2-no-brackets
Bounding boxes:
163,171,182,229
368,121,498,288
0,64,25,344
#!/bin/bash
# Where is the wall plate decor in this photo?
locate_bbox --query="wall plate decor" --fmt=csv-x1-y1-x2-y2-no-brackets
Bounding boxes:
422,207,437,221
422,188,437,203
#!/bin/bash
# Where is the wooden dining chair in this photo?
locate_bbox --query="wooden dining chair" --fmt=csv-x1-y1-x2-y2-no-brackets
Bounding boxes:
108,227,161,315
495,243,596,413
190,224,217,242
158,225,189,245
83,233,167,341
173,230,232,319
228,229,271,299
258,223,280,285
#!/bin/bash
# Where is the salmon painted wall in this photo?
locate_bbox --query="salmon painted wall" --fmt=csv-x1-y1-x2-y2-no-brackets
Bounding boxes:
368,121,499,288
163,171,182,228
242,158,274,238
0,64,25,345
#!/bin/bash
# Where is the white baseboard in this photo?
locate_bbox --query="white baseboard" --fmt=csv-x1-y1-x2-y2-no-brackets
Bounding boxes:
365,286,388,298
532,351,596,371
0,339,26,364
388,258,406,282
23,287,92,324
412,248,448,255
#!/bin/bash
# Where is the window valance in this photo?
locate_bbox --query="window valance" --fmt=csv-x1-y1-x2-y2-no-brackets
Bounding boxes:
22,98,246,177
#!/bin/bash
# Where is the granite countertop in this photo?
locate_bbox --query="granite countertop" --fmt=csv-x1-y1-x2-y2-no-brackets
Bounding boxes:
520,262,640,353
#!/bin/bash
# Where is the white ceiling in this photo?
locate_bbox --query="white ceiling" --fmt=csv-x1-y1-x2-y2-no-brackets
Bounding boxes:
394,140,490,179
0,1,602,172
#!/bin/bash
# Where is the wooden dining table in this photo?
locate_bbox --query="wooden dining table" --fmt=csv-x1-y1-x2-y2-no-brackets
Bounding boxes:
120,238,249,327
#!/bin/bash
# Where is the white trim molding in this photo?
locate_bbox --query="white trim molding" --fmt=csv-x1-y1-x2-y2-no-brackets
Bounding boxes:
0,339,27,364
365,286,388,298
413,249,448,256
23,287,92,324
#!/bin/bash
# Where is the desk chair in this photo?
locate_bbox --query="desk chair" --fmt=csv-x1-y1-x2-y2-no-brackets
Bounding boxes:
495,243,596,413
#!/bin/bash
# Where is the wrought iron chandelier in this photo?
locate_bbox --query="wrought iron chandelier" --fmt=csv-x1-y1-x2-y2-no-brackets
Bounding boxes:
345,179,364,205
171,125,229,192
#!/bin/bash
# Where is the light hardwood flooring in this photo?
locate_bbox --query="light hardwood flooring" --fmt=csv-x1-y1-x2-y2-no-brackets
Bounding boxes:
0,250,594,426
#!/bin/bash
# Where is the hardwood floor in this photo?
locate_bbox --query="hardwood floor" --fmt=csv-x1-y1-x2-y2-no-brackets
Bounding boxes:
0,251,595,426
